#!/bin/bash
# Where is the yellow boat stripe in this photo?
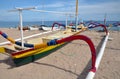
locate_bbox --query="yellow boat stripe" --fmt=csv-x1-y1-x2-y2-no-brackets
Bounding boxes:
12,43,64,58
7,37,15,43
0,47,5,53
34,43,63,55
34,43,48,49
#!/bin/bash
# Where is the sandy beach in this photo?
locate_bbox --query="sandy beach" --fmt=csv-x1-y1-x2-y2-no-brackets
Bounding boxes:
0,28,120,79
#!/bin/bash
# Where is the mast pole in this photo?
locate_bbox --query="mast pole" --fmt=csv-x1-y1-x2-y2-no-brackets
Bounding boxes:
104,13,107,25
19,9,24,48
65,14,68,29
75,0,78,31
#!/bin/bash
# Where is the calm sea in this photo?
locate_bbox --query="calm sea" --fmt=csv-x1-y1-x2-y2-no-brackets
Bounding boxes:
0,21,120,31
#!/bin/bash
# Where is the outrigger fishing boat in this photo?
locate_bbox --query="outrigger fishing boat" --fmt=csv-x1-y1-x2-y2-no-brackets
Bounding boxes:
0,0,111,78
0,21,108,72
0,22,87,66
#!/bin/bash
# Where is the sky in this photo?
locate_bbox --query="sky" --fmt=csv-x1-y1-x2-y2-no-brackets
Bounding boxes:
0,0,120,21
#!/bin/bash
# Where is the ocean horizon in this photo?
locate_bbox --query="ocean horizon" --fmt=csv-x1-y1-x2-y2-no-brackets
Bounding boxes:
0,21,120,31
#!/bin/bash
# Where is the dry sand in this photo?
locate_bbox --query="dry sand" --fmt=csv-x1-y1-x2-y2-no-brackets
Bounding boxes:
0,28,120,79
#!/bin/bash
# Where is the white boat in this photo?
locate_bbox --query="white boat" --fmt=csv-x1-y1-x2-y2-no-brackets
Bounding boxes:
41,26,52,31
29,26,39,30
41,25,60,31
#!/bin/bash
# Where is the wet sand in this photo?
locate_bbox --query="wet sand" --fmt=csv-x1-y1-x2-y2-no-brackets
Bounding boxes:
0,28,120,79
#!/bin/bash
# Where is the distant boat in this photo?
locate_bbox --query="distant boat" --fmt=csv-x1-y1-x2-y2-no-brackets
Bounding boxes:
18,26,29,31
41,23,65,31
29,26,39,30
41,25,52,31
112,22,120,27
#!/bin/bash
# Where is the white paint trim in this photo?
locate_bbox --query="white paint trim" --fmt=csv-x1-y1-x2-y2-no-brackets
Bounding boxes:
0,30,53,46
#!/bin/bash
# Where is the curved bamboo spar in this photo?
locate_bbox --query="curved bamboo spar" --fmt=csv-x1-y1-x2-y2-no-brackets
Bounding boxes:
51,22,66,30
88,23,108,35
97,24,108,35
56,35,96,72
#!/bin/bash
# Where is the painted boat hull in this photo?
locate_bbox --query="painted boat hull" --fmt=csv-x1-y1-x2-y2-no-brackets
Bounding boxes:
1,27,86,66
13,43,67,66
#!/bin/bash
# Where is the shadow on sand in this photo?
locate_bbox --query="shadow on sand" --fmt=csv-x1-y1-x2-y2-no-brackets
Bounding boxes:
0,56,16,69
77,35,105,79
33,62,79,76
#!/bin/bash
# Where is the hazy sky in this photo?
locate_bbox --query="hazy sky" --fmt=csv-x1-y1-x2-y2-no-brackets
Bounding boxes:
0,0,120,21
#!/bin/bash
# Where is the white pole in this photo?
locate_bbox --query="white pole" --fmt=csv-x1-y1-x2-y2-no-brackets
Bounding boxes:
75,0,78,31
32,9,74,15
65,14,68,29
104,13,107,25
19,10,24,48
42,17,44,25
86,33,109,79
70,15,73,23
42,4,45,25
96,33,109,69
0,30,56,46
75,16,78,31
